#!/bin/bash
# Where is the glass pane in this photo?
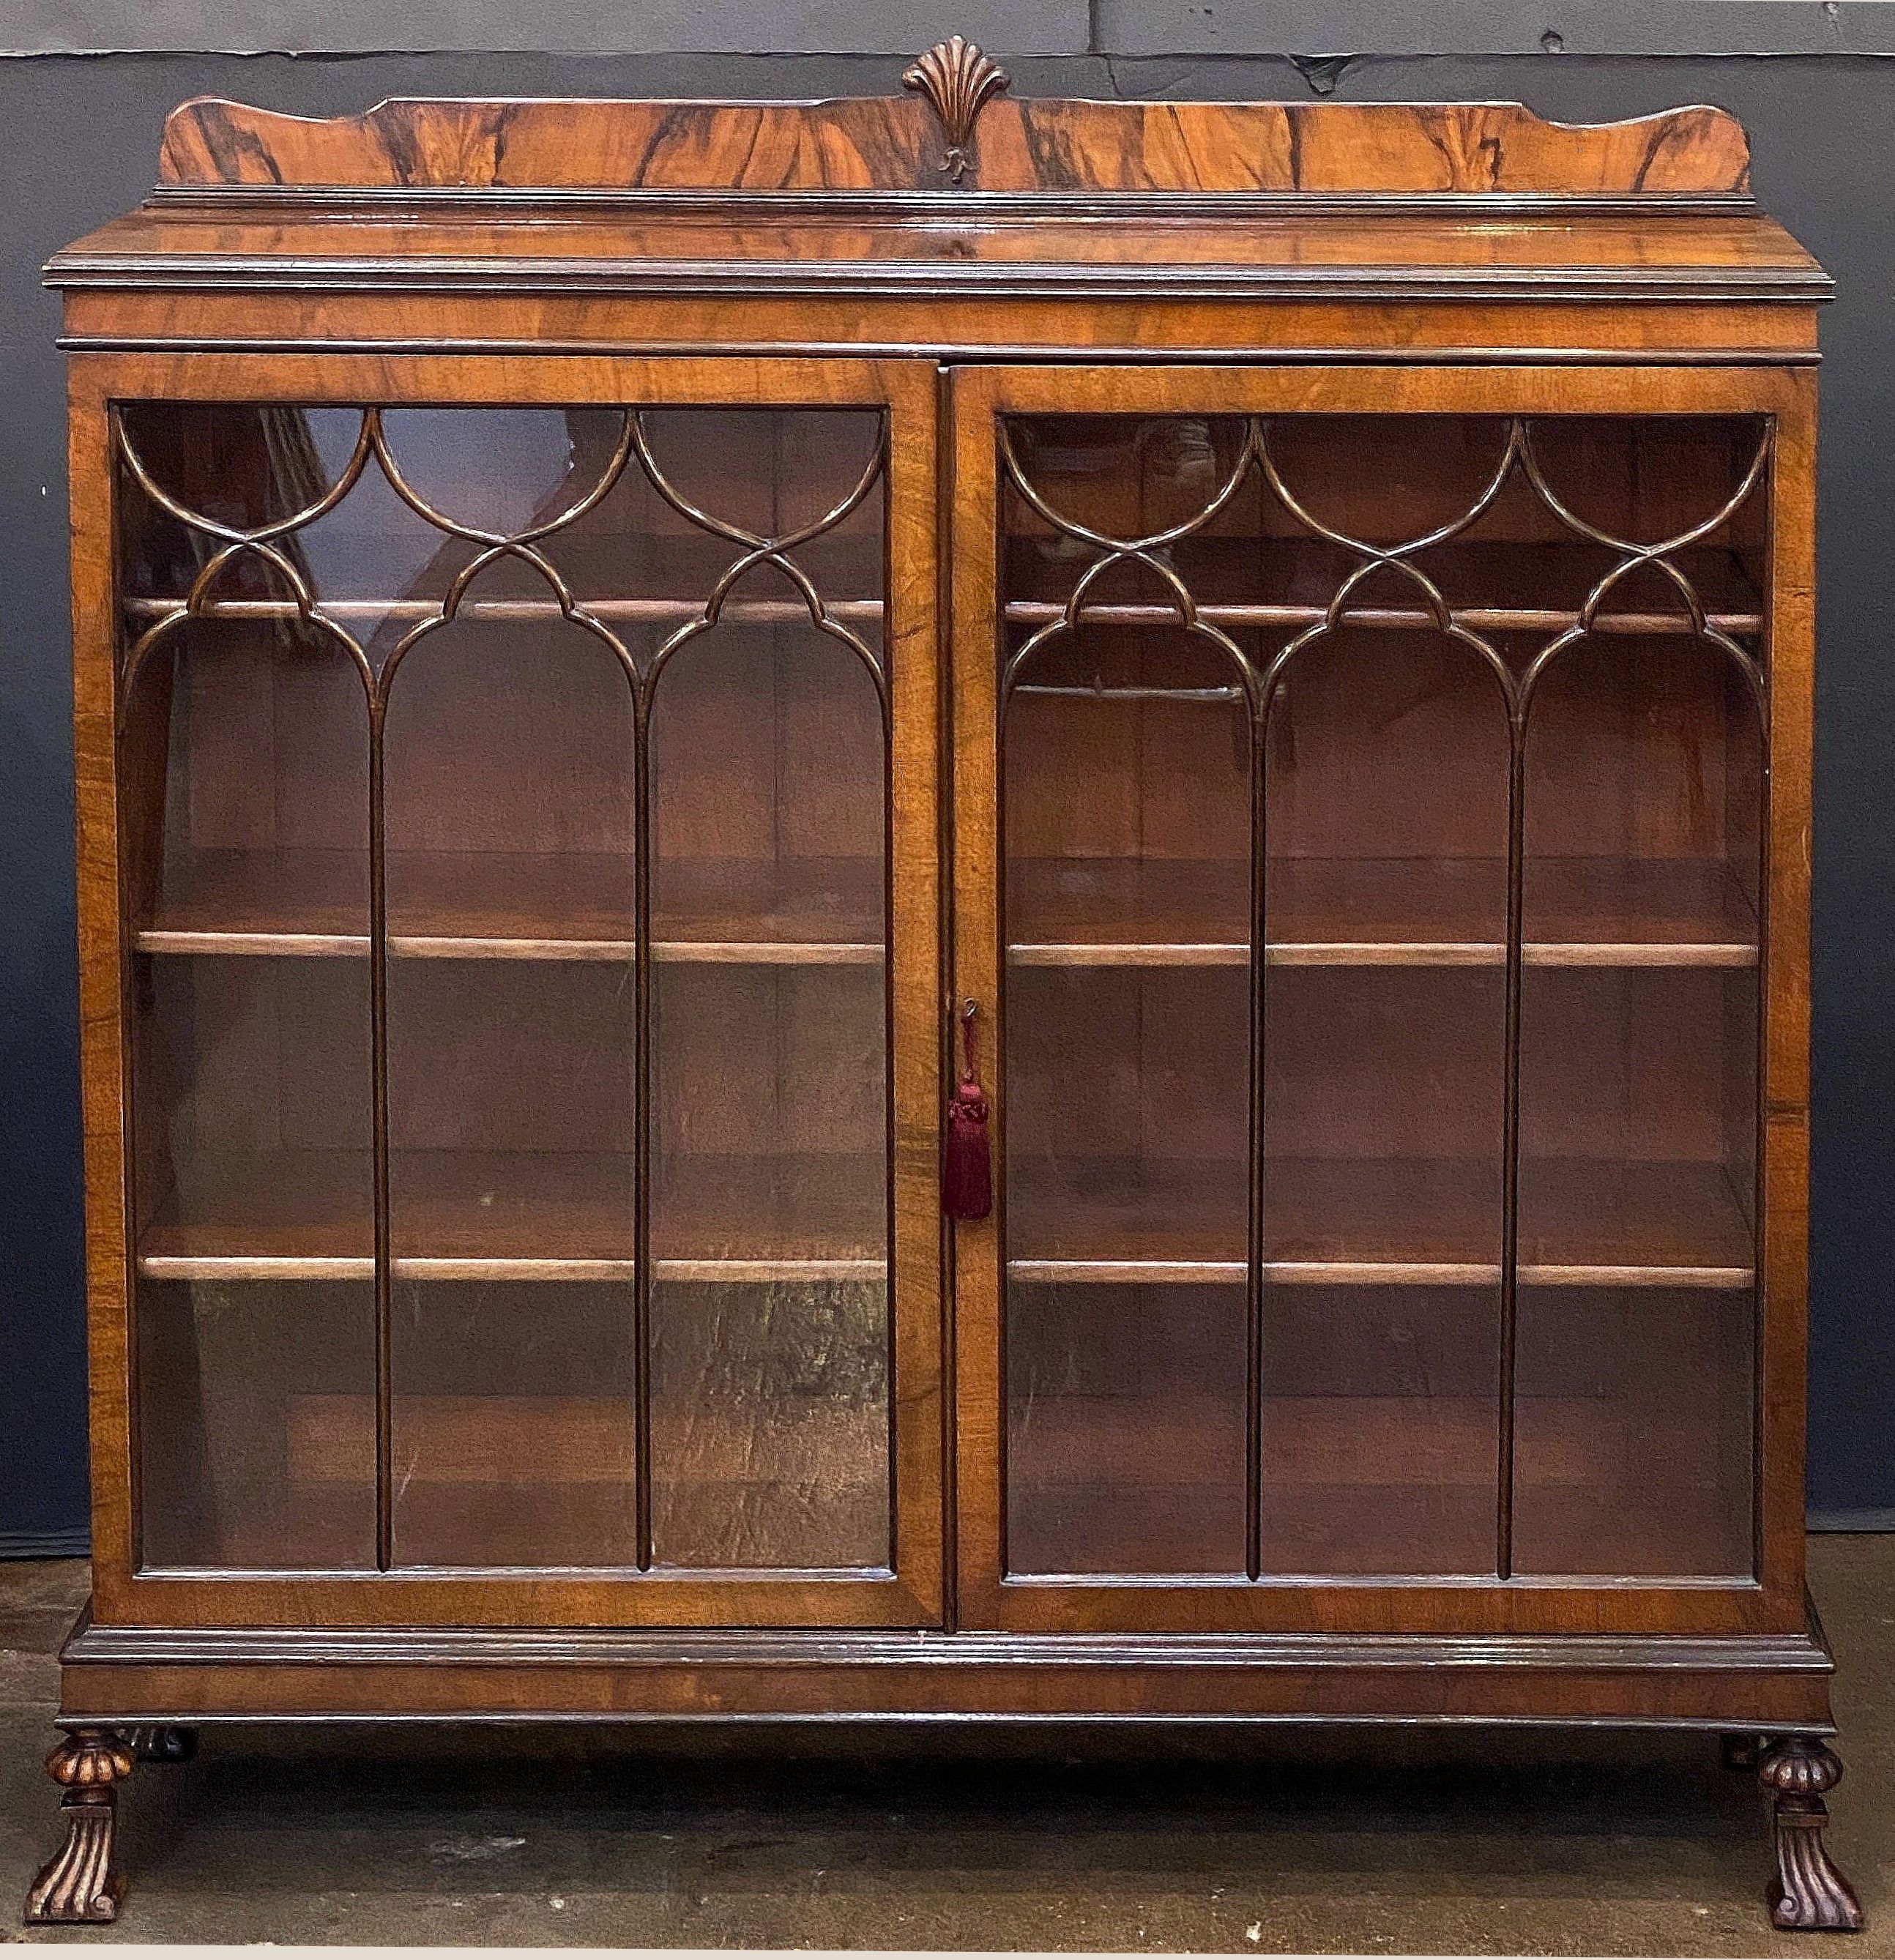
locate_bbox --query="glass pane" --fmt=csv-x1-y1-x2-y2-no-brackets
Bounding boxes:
382,604,637,1569
119,610,372,949
1006,1281,1248,1576
117,556,373,1570
390,1281,637,1567
1514,1285,1754,1576
1512,431,1765,1579
647,605,889,1571
1260,1286,1499,1576
1001,413,1256,1580
1261,616,1508,1577
137,1280,375,1570
604,408,885,627
129,951,373,1572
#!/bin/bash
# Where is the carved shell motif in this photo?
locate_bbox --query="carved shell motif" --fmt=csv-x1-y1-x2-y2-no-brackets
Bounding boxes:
903,37,1010,183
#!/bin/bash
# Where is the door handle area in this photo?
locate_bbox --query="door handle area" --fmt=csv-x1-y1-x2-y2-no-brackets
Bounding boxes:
943,996,992,1221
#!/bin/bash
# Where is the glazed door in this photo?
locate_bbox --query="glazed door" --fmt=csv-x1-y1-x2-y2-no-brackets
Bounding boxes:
92,354,941,1627
949,363,1810,1636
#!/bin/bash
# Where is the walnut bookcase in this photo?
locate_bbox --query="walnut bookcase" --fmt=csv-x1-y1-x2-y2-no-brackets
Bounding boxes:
32,45,1856,1931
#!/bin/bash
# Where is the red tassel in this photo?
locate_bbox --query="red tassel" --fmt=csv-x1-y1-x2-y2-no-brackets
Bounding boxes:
943,999,992,1221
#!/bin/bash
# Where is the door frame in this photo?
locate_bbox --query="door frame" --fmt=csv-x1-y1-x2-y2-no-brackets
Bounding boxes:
945,359,1814,1638
72,349,944,1629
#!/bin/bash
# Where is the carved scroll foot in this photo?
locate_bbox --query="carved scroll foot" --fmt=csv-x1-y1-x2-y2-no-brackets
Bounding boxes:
1760,1738,1864,1933
127,1724,196,1765
23,1729,135,1925
1724,1732,1762,1771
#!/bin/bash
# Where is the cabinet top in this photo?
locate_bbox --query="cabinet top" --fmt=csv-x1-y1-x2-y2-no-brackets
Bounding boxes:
46,41,1829,318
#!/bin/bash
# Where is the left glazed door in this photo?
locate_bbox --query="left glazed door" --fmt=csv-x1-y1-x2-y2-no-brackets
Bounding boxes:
85,355,942,1628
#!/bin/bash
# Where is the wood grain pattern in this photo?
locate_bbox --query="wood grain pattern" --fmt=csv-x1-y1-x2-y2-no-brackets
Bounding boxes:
154,94,1751,198
53,1622,1839,1724
39,73,1836,1930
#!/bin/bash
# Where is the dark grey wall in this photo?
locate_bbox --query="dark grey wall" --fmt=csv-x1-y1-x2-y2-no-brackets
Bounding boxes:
4,45,1891,1550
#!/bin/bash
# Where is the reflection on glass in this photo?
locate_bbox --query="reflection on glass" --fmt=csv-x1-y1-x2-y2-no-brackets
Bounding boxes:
650,1280,890,1570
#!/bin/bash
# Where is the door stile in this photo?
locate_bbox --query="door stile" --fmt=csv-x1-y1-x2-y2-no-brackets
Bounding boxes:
72,367,139,1622
947,366,1008,1624
885,374,949,1622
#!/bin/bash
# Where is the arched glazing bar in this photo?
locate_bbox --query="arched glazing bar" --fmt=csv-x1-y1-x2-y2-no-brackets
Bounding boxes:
994,406,1773,1584
114,398,892,1576
115,409,378,715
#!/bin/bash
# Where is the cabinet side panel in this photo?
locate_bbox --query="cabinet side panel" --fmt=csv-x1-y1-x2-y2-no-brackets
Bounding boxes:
69,362,134,1611
1758,376,1817,1617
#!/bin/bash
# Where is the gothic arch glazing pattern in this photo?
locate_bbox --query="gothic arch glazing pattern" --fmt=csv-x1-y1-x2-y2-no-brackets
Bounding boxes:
996,409,1771,1584
113,398,893,1579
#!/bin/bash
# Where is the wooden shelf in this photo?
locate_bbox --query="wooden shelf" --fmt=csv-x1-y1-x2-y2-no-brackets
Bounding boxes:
137,1148,887,1282
1006,855,1758,968
1004,536,1765,638
131,848,885,964
1007,1153,1754,1286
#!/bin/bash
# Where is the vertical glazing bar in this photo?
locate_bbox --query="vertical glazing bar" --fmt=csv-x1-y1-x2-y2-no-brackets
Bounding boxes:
1246,421,1272,1589
632,690,655,1573
368,691,394,1573
1496,702,1527,1582
1246,684,1267,1584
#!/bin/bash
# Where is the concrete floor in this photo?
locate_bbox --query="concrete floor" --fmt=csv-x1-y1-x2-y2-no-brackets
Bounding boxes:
0,1542,1889,1953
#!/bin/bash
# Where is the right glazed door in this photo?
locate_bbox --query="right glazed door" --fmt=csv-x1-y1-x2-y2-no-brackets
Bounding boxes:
950,364,1812,1635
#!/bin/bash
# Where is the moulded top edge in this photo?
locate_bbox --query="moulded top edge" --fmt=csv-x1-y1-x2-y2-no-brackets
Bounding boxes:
40,247,1835,308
